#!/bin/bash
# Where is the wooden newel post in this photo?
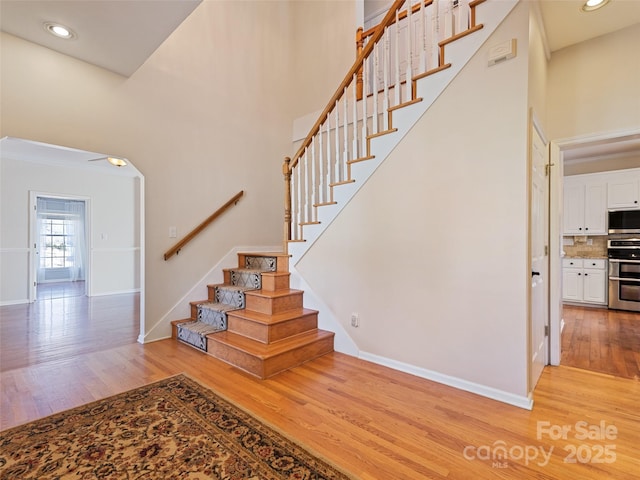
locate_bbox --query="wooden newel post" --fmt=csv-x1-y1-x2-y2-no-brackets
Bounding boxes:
355,27,364,101
283,157,292,254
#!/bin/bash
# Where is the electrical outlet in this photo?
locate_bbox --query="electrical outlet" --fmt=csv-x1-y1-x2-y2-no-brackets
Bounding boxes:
169,226,177,238
350,313,359,328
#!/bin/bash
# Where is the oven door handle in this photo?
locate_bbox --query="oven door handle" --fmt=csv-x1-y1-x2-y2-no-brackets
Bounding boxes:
608,259,640,264
609,276,640,283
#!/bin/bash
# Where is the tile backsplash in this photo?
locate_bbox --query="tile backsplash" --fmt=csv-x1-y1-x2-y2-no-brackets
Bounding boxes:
563,236,608,258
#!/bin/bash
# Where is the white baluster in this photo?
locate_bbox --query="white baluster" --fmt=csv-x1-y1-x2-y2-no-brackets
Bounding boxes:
372,43,379,135
383,26,390,131
318,120,324,206
394,9,400,105
443,0,454,39
292,163,298,240
406,2,413,102
352,74,358,162
457,0,470,33
361,56,368,158
301,149,308,226
433,0,440,64
333,101,338,187
325,117,331,203
419,0,426,74
310,136,316,219
343,86,349,181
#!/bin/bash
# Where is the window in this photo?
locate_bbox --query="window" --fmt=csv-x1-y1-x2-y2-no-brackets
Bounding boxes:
39,216,77,269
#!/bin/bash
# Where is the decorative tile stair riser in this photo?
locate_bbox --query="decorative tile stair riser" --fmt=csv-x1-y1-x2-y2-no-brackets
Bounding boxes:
176,257,275,352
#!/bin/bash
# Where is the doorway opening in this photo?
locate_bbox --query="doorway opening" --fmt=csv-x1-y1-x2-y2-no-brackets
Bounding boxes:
32,195,89,300
549,128,640,378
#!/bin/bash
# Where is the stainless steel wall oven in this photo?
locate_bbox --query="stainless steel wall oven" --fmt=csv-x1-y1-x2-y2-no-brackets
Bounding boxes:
608,238,640,312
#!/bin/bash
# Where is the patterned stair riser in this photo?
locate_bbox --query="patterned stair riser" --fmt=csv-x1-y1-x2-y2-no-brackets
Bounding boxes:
176,256,278,352
176,321,225,352
215,286,247,309
229,270,262,289
197,305,228,330
245,256,277,271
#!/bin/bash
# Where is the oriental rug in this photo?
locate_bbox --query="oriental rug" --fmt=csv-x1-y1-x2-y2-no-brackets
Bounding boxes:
0,374,351,479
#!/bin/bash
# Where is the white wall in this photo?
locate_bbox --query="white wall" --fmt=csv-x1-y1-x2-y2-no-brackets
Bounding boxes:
565,154,640,176
290,0,357,120
296,2,532,403
0,1,302,338
0,158,138,303
547,24,640,141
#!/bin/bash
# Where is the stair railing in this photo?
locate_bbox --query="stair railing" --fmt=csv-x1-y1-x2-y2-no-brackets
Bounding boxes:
283,0,485,252
164,190,244,260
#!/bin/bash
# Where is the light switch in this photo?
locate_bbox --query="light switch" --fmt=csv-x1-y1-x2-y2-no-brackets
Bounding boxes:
169,226,177,238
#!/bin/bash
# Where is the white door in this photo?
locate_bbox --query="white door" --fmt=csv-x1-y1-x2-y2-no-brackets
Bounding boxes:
530,122,549,390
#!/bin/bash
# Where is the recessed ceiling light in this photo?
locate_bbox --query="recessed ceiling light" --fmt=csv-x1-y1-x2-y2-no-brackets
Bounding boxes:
582,0,610,12
44,22,76,39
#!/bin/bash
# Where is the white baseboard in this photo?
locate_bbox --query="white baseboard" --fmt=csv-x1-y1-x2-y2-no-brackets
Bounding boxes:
0,298,30,306
359,350,534,410
90,288,140,297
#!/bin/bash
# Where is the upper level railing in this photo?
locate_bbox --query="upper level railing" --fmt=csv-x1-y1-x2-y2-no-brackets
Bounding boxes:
283,0,484,250
164,190,244,260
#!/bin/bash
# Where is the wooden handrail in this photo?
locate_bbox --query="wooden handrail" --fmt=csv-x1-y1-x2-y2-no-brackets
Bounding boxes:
289,0,406,170
163,190,244,261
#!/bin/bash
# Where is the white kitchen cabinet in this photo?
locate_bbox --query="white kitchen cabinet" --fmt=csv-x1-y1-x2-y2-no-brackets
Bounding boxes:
607,176,639,210
562,258,607,305
563,177,607,235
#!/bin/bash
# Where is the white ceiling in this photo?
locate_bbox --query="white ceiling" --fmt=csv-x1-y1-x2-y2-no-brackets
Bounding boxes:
0,0,639,168
0,137,140,178
0,0,201,77
539,0,640,52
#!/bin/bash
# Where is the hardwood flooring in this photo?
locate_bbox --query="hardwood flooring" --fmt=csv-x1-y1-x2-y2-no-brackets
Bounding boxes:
1,292,639,478
0,282,139,372
561,305,640,379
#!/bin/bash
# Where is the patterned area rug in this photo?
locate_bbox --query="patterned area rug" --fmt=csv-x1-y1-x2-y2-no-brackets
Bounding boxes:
0,374,352,479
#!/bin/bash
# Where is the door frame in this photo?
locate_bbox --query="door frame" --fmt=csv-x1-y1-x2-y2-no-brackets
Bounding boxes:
528,110,550,391
29,192,91,301
548,126,640,365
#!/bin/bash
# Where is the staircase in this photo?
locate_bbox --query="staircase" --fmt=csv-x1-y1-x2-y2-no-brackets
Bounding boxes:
169,0,516,377
171,252,334,378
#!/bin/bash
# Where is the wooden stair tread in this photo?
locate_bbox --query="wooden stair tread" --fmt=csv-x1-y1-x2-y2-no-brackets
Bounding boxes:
207,329,334,359
245,288,303,300
228,307,317,325
189,299,210,307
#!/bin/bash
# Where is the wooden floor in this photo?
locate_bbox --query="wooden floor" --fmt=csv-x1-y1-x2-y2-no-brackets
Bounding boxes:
561,305,640,379
0,282,139,372
1,291,639,479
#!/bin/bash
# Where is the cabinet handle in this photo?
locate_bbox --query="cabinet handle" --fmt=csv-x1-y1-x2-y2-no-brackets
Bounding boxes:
585,273,588,276
532,271,540,277
578,273,581,275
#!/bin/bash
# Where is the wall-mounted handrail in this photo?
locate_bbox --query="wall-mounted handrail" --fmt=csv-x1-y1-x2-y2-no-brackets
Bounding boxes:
164,190,244,261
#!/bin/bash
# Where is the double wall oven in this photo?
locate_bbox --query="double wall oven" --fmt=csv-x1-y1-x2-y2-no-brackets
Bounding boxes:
607,238,640,313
